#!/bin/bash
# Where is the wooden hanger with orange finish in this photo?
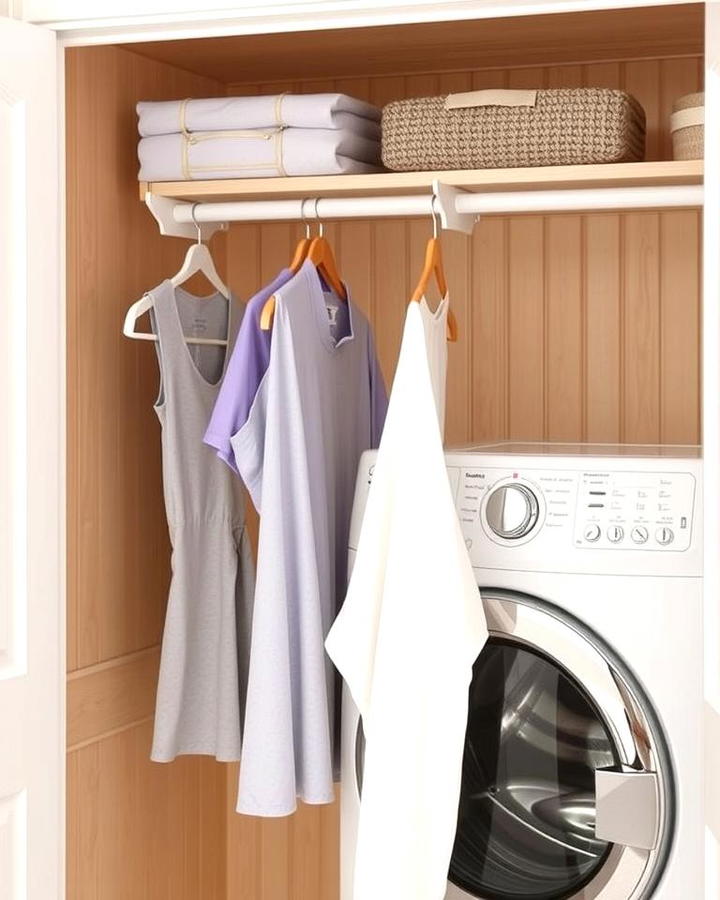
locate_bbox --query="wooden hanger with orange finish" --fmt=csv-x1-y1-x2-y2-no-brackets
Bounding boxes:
260,203,315,331
261,200,346,331
410,198,458,342
305,226,347,302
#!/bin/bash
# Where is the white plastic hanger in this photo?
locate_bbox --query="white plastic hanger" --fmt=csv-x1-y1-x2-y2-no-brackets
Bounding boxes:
123,203,230,346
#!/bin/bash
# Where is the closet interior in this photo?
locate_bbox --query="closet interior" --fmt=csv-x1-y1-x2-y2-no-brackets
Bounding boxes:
65,3,704,898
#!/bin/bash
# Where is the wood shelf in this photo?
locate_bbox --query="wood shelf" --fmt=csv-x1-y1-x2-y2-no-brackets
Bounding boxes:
141,160,703,204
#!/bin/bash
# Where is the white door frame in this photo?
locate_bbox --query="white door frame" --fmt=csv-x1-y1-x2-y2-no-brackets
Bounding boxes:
0,14,64,900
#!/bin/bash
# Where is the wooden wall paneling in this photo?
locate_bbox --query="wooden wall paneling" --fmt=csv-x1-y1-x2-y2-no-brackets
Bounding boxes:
371,220,407,386
67,46,704,900
67,45,227,670
260,816,292,899
226,791,262,899
67,647,159,750
660,211,701,445
584,61,623,90
67,43,232,900
471,218,508,443
584,215,622,443
68,723,226,900
333,76,373,104
369,74,408,109
366,75,409,386
508,217,546,440
290,804,324,899
546,216,584,441
472,69,508,91
319,789,341,900
67,742,101,899
547,64,583,89
624,60,663,161
623,213,662,443
508,66,549,91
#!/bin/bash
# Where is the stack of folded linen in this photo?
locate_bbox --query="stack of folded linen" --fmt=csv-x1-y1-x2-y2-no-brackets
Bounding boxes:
137,93,383,181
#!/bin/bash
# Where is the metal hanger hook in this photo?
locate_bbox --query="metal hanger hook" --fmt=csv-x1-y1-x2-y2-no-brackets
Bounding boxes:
430,194,441,239
190,202,202,244
313,197,324,238
300,198,312,239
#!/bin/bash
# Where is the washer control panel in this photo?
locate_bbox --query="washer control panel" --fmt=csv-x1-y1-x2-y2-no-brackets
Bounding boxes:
574,470,696,551
453,464,696,553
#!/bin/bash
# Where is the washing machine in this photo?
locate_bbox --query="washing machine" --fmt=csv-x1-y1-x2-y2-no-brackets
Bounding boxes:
341,443,703,900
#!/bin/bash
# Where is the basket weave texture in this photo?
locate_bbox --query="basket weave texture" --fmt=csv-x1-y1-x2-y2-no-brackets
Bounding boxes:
671,91,703,160
381,89,646,171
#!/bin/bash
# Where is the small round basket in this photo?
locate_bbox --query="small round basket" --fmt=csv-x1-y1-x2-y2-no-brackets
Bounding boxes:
671,92,704,160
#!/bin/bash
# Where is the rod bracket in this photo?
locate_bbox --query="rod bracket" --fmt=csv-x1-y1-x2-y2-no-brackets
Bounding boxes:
432,180,476,235
145,193,228,241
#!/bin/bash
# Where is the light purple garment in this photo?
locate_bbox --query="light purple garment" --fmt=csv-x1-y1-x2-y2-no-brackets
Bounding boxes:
204,268,293,472
232,261,388,815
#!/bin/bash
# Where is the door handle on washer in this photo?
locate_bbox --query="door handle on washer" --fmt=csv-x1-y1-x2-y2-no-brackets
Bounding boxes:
595,766,660,850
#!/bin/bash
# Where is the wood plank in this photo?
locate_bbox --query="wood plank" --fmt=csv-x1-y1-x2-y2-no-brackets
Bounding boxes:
67,647,160,750
226,766,262,899
260,816,291,900
471,218,508,443
319,790,340,900
290,803,323,899
143,160,703,204
660,210,701,444
68,722,225,900
624,59,663,161
508,217,545,440
546,216,583,441
584,214,622,443
623,212,661,443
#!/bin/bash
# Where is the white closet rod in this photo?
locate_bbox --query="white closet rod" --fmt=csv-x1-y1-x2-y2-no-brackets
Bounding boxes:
171,185,704,230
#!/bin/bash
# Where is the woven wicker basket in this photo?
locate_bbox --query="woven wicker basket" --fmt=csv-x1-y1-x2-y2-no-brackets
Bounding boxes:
671,92,704,160
381,88,646,171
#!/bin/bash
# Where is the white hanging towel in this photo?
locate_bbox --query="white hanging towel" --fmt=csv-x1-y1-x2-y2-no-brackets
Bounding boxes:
325,297,489,900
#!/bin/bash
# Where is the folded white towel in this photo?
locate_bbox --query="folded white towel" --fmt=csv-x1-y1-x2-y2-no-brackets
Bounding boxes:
138,127,382,181
137,93,381,137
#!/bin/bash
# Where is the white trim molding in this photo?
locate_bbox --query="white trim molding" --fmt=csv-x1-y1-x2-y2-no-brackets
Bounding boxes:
24,0,701,46
705,4,720,900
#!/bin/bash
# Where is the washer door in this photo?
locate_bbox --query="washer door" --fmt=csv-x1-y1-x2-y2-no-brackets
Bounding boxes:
447,590,673,900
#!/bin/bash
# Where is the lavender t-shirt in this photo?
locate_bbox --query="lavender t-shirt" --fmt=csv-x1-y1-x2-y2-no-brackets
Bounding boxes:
233,260,387,816
204,267,293,471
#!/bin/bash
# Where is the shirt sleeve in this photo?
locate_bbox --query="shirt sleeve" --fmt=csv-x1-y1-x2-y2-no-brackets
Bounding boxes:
204,302,272,473
229,369,269,512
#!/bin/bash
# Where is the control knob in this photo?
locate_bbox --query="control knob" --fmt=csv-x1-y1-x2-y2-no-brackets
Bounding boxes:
485,483,539,540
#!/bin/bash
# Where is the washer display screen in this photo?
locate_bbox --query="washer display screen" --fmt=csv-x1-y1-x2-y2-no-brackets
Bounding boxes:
448,639,620,899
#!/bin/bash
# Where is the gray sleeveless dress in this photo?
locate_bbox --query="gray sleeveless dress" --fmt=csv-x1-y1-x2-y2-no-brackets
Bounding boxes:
149,280,254,762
